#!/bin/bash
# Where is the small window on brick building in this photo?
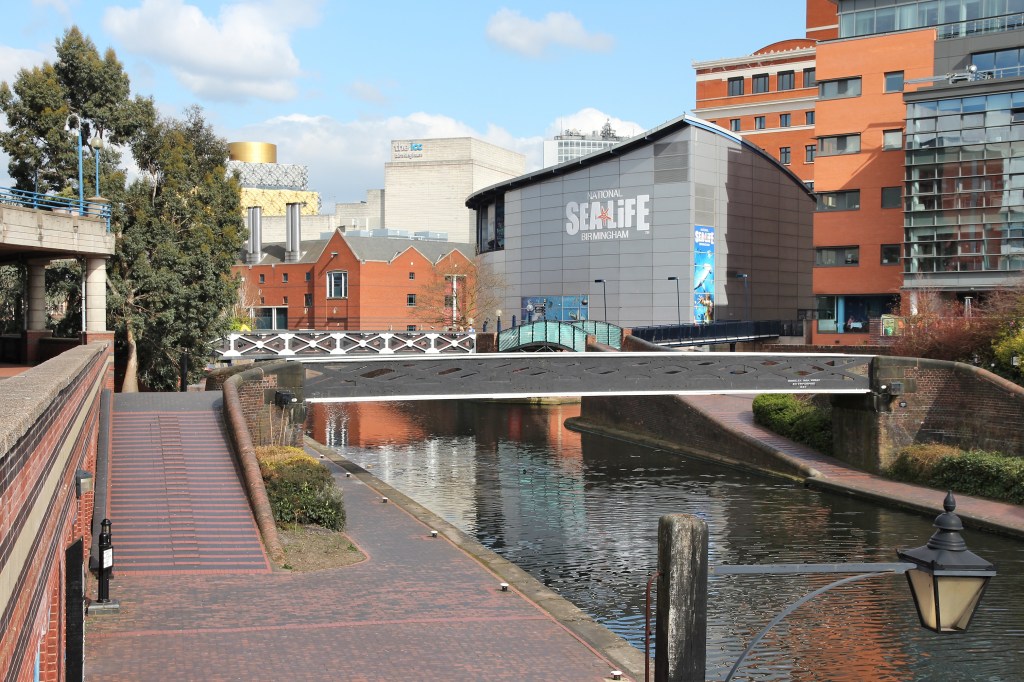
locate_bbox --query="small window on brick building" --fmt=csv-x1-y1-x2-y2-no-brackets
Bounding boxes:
305,272,311,281
259,273,265,284
409,272,415,280
283,296,288,305
282,273,288,283
304,293,312,307
407,294,417,306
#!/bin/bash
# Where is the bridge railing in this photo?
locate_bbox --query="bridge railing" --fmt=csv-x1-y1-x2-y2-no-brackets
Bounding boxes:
631,320,802,345
215,330,476,359
569,320,623,349
0,186,111,231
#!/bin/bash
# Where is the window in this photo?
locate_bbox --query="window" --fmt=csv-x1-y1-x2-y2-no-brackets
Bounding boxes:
408,272,415,280
816,246,860,266
729,119,741,132
881,244,901,265
805,111,815,125
753,73,769,93
258,273,265,284
805,145,816,163
253,307,288,330
282,296,288,305
819,77,861,99
778,70,795,91
803,67,816,88
282,273,288,283
780,147,791,164
755,116,766,130
780,113,791,127
816,190,861,211
818,133,861,156
327,271,348,298
304,293,313,307
883,129,903,150
406,294,417,306
881,186,902,209
305,271,311,282
884,71,905,93
406,325,417,331
728,77,744,96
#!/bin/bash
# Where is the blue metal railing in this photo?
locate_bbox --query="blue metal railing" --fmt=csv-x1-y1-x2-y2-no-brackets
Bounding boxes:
498,320,625,352
631,320,803,345
569,320,623,349
0,186,111,231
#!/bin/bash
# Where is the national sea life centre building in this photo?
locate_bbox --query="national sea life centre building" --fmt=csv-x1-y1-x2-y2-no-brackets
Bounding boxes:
466,113,816,329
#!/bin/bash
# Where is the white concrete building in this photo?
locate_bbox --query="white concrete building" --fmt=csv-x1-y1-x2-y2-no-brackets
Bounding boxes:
542,121,625,167
334,137,525,244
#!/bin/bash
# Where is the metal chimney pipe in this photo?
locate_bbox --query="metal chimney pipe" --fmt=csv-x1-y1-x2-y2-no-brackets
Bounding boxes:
246,206,262,264
285,202,301,263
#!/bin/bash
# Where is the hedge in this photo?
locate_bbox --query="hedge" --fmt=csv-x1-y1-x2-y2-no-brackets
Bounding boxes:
751,393,833,455
255,445,346,531
886,444,1024,505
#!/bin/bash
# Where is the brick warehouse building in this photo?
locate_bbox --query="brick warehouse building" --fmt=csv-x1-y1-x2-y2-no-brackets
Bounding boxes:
700,0,1024,344
234,226,475,331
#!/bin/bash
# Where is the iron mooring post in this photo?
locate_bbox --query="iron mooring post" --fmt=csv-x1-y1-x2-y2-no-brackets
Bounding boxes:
98,518,113,603
656,514,708,682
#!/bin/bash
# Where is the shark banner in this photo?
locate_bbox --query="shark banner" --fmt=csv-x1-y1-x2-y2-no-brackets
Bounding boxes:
693,225,715,324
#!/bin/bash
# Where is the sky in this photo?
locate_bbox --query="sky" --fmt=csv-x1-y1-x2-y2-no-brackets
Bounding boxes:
2,0,809,211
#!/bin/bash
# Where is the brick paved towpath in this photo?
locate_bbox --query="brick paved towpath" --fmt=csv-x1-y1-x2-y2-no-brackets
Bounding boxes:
686,394,1024,538
86,392,636,681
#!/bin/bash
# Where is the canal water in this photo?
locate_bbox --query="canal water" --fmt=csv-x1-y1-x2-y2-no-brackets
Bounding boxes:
307,400,1024,681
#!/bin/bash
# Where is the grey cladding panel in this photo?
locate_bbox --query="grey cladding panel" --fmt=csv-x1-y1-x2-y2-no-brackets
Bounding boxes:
655,168,688,184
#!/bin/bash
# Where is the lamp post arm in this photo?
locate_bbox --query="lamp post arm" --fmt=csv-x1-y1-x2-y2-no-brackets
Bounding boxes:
719,563,915,682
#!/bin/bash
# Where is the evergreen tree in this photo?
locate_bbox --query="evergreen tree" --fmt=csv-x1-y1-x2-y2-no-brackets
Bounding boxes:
108,106,244,391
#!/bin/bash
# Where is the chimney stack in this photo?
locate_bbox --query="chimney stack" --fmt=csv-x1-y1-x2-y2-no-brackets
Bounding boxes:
285,202,302,263
245,206,262,265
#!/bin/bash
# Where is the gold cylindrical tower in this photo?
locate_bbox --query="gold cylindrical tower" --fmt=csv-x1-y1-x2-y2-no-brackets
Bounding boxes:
228,141,277,164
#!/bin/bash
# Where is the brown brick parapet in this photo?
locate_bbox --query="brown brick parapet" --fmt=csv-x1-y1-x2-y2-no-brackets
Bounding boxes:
221,365,285,564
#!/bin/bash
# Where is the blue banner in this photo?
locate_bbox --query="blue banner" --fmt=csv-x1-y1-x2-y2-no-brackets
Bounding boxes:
693,226,715,324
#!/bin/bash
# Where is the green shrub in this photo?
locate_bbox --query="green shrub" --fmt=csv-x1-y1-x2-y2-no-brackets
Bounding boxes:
752,394,833,455
255,446,345,531
886,445,1024,505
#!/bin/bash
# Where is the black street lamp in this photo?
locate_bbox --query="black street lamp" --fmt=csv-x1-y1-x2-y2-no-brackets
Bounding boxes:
594,279,608,322
898,491,996,633
667,277,681,338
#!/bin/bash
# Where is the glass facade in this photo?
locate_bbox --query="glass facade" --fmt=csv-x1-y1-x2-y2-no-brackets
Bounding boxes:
816,294,900,333
837,0,1024,39
904,89,1024,274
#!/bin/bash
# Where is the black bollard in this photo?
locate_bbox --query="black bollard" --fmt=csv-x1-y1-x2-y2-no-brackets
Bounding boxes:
98,518,113,603
179,353,189,392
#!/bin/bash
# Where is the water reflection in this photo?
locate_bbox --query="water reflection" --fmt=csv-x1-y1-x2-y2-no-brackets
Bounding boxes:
308,400,1024,681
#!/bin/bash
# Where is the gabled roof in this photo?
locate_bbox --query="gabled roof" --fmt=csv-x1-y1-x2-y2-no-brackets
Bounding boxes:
341,235,475,265
466,112,814,209
252,238,331,265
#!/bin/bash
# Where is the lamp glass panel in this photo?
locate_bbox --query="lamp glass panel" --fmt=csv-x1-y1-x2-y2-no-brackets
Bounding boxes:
936,576,988,631
907,569,939,630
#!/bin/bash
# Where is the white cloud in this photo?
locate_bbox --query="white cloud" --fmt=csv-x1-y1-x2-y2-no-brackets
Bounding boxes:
486,9,614,58
229,107,640,212
0,45,50,86
546,107,644,140
103,0,320,102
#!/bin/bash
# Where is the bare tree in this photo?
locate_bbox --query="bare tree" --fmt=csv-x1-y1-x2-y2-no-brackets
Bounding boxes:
415,256,504,330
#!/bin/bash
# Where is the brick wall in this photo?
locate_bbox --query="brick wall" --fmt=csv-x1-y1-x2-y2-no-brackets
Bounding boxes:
833,356,1024,472
0,342,111,681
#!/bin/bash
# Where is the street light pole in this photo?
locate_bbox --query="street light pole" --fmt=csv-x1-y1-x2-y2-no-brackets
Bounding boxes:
667,276,681,332
594,279,608,322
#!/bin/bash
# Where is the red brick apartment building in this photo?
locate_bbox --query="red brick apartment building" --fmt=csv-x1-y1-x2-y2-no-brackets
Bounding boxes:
698,0,1024,343
233,229,475,331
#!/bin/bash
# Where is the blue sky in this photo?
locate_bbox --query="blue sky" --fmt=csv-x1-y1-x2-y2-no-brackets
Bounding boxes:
3,0,808,210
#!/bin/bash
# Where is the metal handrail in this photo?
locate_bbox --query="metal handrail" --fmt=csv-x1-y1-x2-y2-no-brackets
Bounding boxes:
0,186,111,231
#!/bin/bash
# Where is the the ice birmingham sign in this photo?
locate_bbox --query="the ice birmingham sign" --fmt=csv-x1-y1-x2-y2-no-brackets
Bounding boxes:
565,189,650,241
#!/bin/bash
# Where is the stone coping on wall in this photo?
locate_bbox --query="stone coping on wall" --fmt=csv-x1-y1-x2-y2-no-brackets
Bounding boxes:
0,342,108,456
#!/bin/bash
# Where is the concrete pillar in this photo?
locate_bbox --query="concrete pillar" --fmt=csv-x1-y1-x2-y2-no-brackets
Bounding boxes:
655,514,708,682
85,258,108,332
27,261,48,330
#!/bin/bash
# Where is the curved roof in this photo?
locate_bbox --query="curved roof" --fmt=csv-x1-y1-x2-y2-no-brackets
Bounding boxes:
753,38,816,55
466,112,813,209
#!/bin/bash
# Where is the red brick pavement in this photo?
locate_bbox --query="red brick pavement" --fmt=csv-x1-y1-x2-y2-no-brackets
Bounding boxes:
108,394,270,573
87,393,627,681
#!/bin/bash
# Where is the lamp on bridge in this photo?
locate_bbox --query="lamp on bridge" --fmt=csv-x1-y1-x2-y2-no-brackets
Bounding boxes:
89,135,104,197
497,309,502,334
732,271,751,320
594,279,608,322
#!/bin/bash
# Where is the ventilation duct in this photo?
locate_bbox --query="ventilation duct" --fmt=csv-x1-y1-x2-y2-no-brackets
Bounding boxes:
245,206,262,265
285,202,302,263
